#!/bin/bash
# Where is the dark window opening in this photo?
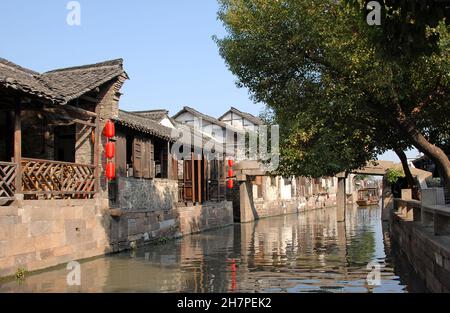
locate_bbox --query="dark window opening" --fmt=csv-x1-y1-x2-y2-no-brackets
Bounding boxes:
54,125,75,163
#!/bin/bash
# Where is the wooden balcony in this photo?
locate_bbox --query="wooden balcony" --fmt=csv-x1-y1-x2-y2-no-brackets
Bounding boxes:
0,159,96,201
21,158,96,199
0,161,17,201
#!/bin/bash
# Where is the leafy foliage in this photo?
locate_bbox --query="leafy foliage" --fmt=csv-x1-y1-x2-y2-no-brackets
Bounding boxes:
216,0,449,178
385,168,405,184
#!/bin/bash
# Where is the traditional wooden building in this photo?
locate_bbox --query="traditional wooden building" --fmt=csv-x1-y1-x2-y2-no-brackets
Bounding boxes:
0,58,234,278
0,57,127,202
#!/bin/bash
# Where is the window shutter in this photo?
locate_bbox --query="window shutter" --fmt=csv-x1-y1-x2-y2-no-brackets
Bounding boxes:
184,160,193,201
161,143,169,178
133,137,143,178
115,133,127,177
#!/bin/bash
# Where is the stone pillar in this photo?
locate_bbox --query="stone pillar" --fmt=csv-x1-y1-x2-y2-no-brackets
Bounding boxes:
382,179,393,221
336,176,346,222
239,179,255,223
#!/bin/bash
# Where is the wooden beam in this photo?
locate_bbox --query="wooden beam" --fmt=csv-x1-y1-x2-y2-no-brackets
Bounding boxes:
14,98,22,194
93,105,101,194
43,110,96,127
63,104,97,118
80,95,99,103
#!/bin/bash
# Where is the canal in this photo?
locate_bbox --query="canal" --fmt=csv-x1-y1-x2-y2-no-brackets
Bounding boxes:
0,206,427,293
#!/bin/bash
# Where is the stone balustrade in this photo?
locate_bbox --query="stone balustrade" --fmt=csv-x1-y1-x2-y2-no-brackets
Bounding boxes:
394,187,450,236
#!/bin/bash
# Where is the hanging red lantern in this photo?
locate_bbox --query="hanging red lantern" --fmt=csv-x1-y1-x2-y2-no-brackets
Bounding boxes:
227,179,234,189
105,142,115,159
106,162,115,180
228,159,234,167
228,169,233,179
103,120,115,138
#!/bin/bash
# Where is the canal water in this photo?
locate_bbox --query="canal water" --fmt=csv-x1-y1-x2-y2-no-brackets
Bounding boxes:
0,206,427,293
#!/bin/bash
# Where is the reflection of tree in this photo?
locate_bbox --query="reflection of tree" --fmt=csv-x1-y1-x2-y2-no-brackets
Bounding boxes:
347,231,376,265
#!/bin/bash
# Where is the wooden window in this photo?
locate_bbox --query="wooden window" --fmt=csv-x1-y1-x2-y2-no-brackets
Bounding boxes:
132,136,154,179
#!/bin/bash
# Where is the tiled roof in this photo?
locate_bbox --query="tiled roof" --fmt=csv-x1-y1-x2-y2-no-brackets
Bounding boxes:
219,106,264,126
0,58,62,102
172,106,229,128
131,109,169,122
0,57,127,104
114,110,174,141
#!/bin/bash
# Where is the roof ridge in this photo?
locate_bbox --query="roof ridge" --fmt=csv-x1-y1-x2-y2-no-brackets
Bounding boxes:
0,58,40,76
132,109,169,113
44,58,123,74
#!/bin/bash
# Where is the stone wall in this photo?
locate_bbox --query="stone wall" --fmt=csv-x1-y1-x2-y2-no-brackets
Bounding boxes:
116,177,178,211
178,201,234,235
0,199,110,278
109,177,180,252
109,209,180,253
237,177,337,223
390,212,450,292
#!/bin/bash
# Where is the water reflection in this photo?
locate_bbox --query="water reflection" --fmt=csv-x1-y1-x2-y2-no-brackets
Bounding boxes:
0,206,426,293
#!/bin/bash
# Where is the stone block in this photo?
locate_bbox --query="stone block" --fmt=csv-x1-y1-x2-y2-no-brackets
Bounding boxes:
39,248,54,261
30,220,54,237
0,215,21,225
422,188,445,206
0,207,19,217
65,219,86,245
401,189,412,200
14,252,37,268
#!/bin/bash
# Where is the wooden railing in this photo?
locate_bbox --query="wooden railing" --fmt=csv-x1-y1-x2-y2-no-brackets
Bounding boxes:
21,158,96,199
0,161,17,200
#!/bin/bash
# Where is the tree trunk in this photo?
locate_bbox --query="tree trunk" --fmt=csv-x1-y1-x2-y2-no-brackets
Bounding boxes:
394,148,419,200
398,118,450,191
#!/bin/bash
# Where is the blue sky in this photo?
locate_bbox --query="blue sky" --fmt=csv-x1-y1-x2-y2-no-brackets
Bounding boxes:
0,0,417,162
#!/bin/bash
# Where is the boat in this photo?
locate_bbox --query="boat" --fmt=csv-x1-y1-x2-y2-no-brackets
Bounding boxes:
356,187,380,207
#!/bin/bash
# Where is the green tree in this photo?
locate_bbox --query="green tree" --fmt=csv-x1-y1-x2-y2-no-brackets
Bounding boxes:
216,0,450,188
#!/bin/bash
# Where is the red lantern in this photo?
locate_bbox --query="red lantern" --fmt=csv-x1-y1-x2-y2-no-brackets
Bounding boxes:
105,142,115,159
106,162,115,180
103,120,115,138
228,169,233,179
228,159,234,167
227,179,234,189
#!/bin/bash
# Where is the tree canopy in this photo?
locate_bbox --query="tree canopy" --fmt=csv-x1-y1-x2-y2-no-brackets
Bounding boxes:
216,0,450,184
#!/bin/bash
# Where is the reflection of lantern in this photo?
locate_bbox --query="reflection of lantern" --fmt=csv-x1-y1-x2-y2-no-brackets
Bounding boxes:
105,142,115,159
228,169,233,179
106,162,115,180
228,159,234,167
227,179,234,189
103,120,115,138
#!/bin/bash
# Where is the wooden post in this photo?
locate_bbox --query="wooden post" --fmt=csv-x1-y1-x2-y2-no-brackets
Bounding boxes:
197,158,202,204
93,105,101,195
191,152,196,204
14,98,22,195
